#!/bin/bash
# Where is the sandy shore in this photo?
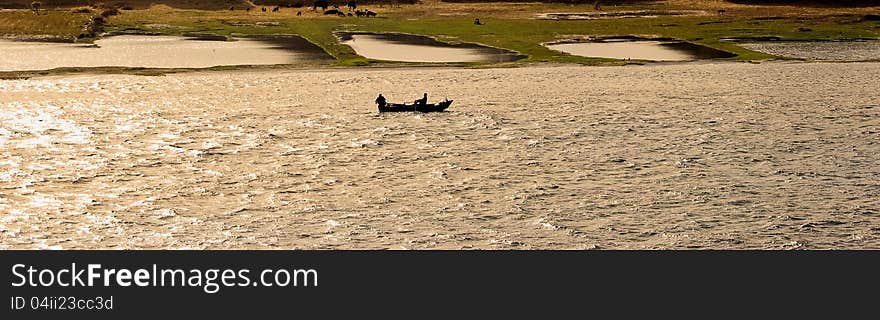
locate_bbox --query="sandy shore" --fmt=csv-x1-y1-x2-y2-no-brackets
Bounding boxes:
1,62,878,249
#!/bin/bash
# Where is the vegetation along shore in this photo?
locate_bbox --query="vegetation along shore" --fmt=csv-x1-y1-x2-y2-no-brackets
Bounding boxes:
1,0,878,76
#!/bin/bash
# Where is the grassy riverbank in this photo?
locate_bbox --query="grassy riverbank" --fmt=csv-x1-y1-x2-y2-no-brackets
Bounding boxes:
0,9,92,37
2,1,879,67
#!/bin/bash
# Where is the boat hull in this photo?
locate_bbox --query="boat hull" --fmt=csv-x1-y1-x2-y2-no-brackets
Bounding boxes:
379,100,453,113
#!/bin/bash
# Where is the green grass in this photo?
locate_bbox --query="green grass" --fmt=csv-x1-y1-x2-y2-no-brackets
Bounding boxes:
107,11,879,65
0,9,93,38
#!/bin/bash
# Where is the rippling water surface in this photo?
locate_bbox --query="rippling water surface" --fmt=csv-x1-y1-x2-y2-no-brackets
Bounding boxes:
740,41,880,61
1,63,878,249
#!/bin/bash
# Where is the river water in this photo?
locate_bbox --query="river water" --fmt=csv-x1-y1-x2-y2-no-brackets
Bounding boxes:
739,41,880,61
1,62,878,249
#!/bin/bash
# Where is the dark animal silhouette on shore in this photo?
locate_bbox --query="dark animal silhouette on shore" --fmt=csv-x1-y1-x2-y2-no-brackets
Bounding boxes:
313,0,329,11
297,11,302,16
261,7,267,12
347,0,357,11
272,6,280,12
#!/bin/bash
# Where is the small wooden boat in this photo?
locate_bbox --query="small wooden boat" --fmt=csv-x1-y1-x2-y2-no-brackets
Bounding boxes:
378,100,453,113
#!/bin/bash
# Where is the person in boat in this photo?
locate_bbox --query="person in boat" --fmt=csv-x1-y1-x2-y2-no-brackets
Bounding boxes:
415,93,428,106
375,93,387,108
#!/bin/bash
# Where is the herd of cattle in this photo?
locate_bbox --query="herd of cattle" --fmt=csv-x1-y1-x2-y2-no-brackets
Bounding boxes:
233,1,379,17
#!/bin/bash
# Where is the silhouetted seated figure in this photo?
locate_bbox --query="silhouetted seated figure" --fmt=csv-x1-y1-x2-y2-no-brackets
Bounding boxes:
375,93,387,108
415,93,428,106
474,18,482,25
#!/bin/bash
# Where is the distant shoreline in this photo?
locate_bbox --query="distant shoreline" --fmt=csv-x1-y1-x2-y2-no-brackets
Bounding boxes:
3,60,876,80
1,1,878,72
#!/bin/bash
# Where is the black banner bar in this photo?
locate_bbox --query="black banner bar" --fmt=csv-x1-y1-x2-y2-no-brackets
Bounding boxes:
2,251,877,318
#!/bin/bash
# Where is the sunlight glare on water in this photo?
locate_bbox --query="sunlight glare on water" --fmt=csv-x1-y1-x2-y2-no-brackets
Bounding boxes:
1,63,878,249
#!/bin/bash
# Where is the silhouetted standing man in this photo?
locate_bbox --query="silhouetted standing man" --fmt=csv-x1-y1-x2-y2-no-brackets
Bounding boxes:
375,93,387,108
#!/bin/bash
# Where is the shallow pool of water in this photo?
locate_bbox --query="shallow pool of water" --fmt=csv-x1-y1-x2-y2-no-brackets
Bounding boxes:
536,10,704,20
338,32,523,63
0,35,331,71
545,38,734,61
738,41,880,61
